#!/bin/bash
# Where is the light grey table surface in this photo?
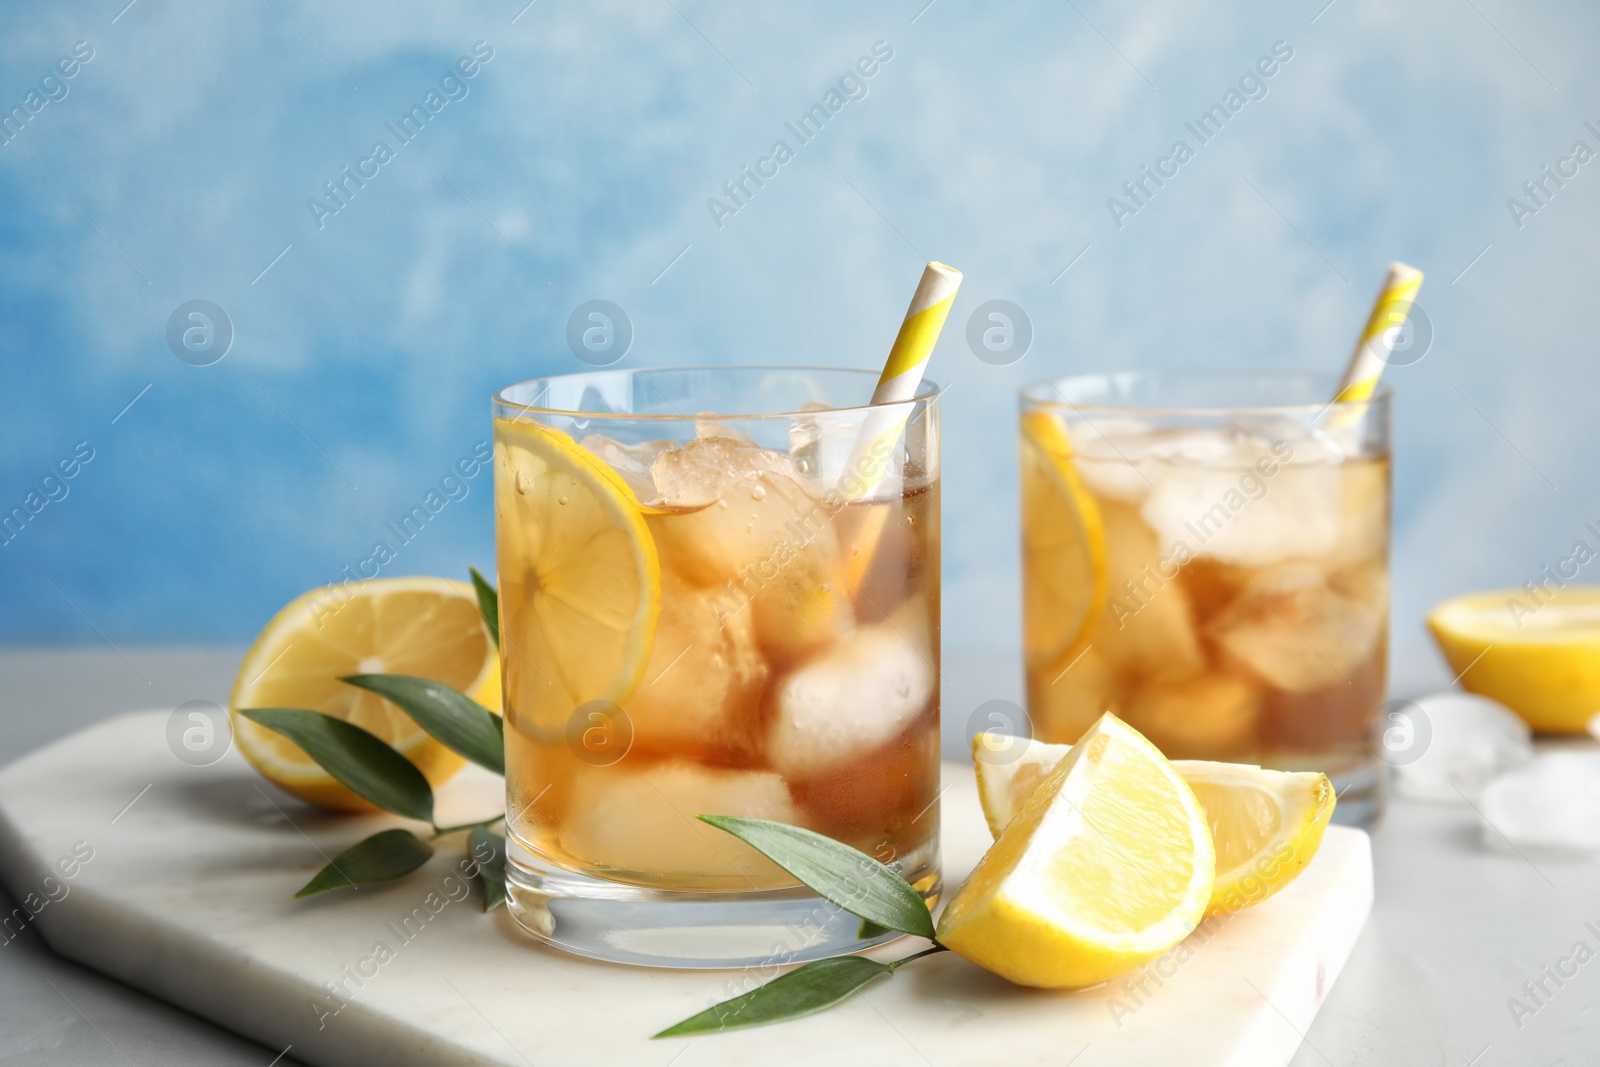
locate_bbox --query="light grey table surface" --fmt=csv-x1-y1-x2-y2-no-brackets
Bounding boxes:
0,646,1588,1066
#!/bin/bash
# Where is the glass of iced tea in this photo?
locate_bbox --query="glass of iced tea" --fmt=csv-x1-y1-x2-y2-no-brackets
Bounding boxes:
493,367,941,966
1019,370,1390,825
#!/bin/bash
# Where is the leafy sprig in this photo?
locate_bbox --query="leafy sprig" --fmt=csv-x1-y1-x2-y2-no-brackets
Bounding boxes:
244,567,947,1035
654,817,948,1038
240,569,508,905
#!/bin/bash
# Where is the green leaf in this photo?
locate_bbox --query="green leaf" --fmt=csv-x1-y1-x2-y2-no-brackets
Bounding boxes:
857,918,889,940
470,825,507,911
655,956,892,1037
340,674,505,776
699,816,935,941
294,829,434,898
469,566,499,649
241,708,434,822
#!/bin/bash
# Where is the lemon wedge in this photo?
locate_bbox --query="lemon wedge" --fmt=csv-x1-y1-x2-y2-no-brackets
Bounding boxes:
492,417,661,736
1429,588,1600,733
231,576,499,811
1178,760,1335,915
938,714,1214,989
1020,409,1107,679
974,734,1334,917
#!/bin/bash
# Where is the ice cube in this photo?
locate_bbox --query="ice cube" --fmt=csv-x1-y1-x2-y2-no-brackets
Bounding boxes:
1126,671,1259,760
652,436,769,509
1327,459,1389,568
789,722,938,847
1069,418,1162,504
1097,500,1205,681
787,402,857,496
767,604,936,778
1479,751,1600,852
694,416,759,447
580,434,671,503
624,572,769,763
651,437,853,664
1139,450,1341,567
1025,644,1120,744
1210,565,1382,692
561,760,803,881
1389,691,1532,802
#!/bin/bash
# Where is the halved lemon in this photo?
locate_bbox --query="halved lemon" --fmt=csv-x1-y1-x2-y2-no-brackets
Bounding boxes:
492,417,661,736
1020,409,1107,677
938,714,1214,989
1429,588,1600,733
974,734,1334,917
231,576,500,812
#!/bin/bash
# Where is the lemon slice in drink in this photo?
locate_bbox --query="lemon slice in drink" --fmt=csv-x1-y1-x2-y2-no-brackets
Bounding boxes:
231,577,499,812
973,735,1334,917
1020,409,1107,676
1429,588,1600,734
492,417,661,734
939,714,1214,989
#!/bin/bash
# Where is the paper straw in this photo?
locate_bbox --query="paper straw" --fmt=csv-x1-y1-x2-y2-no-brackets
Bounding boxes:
1332,261,1424,404
837,261,961,589
838,261,963,502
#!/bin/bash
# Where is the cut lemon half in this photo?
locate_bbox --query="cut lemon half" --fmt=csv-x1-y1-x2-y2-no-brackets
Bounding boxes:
1020,409,1107,676
231,576,499,812
939,714,1213,989
974,734,1334,917
1429,588,1600,734
492,417,661,736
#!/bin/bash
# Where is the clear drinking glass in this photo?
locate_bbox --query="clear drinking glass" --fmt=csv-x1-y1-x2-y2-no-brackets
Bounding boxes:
493,367,942,967
1018,370,1391,826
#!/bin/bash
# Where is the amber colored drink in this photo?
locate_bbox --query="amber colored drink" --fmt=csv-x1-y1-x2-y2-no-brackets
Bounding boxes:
494,369,941,920
1020,372,1390,823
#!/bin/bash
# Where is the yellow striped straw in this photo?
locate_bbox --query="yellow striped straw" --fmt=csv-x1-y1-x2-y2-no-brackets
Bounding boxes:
1333,261,1424,404
837,261,962,588
838,261,963,502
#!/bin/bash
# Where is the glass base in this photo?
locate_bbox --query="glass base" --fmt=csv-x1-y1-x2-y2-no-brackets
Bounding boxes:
1327,757,1385,829
504,836,942,969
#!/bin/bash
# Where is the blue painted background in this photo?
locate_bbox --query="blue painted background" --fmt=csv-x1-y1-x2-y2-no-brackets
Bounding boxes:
2,0,1598,697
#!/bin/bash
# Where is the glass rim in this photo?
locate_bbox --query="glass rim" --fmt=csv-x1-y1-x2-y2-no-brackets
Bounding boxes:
493,364,943,422
1019,368,1392,418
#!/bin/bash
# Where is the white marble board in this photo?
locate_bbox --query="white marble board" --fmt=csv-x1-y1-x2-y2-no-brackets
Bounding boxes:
0,711,1372,1066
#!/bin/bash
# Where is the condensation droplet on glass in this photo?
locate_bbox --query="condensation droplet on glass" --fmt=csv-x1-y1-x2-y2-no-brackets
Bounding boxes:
849,543,860,557
514,472,526,495
716,499,729,510
750,484,767,501
557,495,569,506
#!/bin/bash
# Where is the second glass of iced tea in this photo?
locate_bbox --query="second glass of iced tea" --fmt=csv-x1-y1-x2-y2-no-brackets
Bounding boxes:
1019,371,1390,825
493,367,941,967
